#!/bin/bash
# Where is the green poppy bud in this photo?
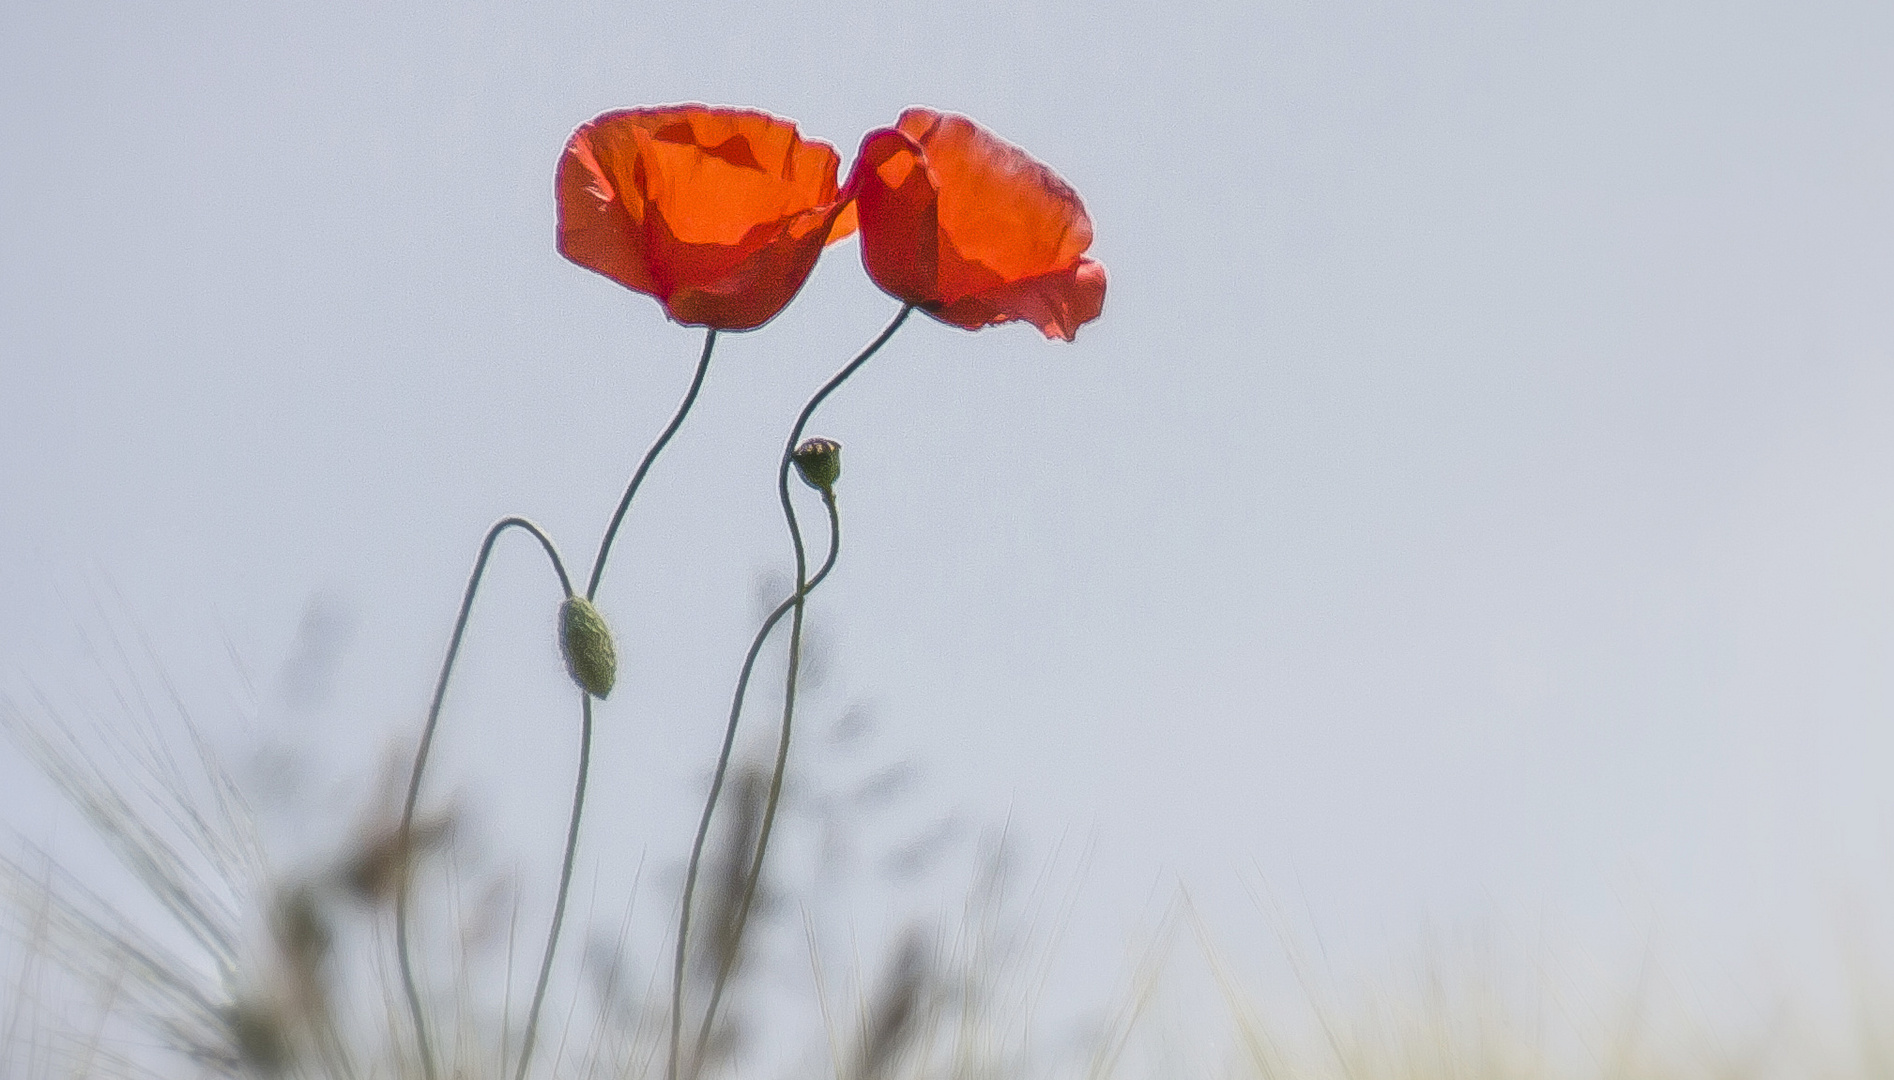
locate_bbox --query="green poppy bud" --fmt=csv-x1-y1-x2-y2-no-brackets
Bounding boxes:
792,437,841,494
559,596,617,698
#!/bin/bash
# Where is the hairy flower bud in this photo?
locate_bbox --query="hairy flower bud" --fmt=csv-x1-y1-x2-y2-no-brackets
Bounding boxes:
559,596,617,698
792,437,842,494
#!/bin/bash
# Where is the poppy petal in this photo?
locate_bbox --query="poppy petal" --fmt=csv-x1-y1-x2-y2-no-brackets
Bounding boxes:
896,108,1093,294
847,128,941,309
665,202,853,330
557,125,661,297
931,257,1107,341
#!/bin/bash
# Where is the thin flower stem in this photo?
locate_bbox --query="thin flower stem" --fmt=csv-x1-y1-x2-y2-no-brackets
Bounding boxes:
517,328,717,1080
397,516,574,1080
690,491,826,1064
519,327,716,1077
672,303,913,1078
513,689,591,1080
588,328,718,601
670,495,841,1080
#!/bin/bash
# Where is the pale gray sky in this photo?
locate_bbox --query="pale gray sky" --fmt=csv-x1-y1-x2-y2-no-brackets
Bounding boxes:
4,0,1894,1050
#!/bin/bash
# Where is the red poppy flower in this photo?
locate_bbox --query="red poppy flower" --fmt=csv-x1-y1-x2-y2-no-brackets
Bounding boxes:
845,108,1106,341
557,106,858,331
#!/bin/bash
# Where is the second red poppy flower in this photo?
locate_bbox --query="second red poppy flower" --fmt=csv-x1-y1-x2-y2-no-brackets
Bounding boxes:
846,108,1107,342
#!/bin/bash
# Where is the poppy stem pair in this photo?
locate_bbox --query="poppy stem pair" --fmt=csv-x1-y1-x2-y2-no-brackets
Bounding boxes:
395,330,720,1080
669,490,840,1080
669,303,914,1080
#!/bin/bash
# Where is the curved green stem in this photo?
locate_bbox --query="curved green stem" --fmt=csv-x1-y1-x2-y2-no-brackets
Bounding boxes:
690,493,826,1064
397,516,573,1080
669,496,841,1080
588,328,717,601
669,303,912,1080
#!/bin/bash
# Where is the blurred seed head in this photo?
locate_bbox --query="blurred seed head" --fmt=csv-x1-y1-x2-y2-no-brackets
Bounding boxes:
337,813,451,904
702,766,769,985
270,884,331,971
850,928,933,1080
225,998,292,1076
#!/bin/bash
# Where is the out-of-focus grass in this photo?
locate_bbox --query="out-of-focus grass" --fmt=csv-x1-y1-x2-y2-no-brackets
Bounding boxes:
5,650,1891,1080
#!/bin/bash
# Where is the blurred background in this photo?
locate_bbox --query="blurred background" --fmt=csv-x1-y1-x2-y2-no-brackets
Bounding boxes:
3,0,1893,1064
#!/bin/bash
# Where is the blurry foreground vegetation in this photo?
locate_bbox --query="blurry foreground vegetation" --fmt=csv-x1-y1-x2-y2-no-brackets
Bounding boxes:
5,621,1893,1080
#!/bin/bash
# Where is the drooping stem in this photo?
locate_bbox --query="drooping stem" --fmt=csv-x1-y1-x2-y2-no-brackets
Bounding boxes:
397,516,574,1080
670,303,913,1080
588,328,717,601
669,495,841,1080
403,328,716,1080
